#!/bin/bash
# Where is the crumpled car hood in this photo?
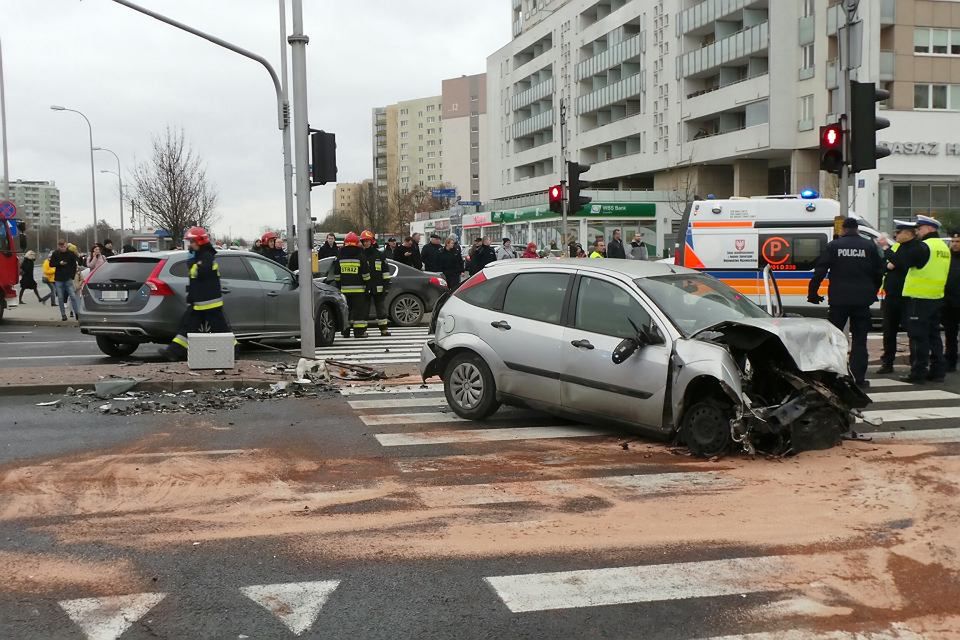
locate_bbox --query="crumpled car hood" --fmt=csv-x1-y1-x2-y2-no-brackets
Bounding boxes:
696,317,849,376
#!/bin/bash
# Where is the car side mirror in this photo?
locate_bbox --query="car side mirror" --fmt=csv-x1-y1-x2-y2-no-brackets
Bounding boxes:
612,337,640,365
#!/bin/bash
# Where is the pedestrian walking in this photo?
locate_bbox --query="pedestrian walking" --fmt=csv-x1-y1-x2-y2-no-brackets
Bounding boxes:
330,232,371,338
888,215,951,383
50,240,81,321
807,217,884,388
101,239,115,258
607,229,627,259
944,230,960,373
18,250,48,304
361,230,393,337
163,227,234,361
252,239,263,255
317,233,339,260
409,232,424,270
628,233,649,261
567,234,580,258
421,233,444,272
496,237,517,261
875,221,918,374
41,254,58,307
439,236,464,290
394,236,419,268
521,242,539,258
469,237,497,275
590,239,606,259
385,237,399,258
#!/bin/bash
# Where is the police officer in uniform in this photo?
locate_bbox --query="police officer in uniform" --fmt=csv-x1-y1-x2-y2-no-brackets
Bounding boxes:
164,227,233,361
330,232,371,338
875,220,919,374
890,215,951,383
360,230,393,337
808,217,883,388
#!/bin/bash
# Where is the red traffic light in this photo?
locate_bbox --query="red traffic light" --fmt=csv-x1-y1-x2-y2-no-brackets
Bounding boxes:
822,124,841,149
549,185,563,202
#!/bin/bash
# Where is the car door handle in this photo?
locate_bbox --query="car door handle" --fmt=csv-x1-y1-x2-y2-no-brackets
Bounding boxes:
266,291,279,297
490,320,511,330
571,339,595,350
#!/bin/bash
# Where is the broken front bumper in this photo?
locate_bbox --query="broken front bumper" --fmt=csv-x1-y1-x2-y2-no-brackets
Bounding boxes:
420,340,443,381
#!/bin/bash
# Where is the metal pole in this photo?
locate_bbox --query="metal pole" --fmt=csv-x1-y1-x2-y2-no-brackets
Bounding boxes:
559,99,568,250
839,4,853,217
290,0,315,357
52,107,100,237
278,0,295,243
95,148,124,249
0,36,9,200
109,0,293,231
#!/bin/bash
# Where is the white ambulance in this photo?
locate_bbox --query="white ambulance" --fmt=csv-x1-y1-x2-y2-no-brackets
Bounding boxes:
676,194,883,315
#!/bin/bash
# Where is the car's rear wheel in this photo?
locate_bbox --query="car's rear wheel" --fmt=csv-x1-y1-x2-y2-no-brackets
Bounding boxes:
315,304,337,347
680,398,733,458
95,336,140,358
390,293,424,327
444,352,500,420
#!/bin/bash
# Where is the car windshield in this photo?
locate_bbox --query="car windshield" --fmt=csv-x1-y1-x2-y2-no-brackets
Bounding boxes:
634,274,769,337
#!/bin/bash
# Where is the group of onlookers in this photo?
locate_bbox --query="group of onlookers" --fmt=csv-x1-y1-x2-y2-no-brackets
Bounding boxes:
18,238,118,321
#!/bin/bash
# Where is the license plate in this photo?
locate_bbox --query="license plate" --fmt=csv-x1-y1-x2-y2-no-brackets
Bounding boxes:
101,290,128,301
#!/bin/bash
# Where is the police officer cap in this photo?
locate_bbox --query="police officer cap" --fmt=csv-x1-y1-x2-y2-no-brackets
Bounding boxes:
893,219,917,231
841,217,859,229
915,214,941,229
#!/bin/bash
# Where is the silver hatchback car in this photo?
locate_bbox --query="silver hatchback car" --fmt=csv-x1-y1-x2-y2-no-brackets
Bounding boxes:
420,260,870,457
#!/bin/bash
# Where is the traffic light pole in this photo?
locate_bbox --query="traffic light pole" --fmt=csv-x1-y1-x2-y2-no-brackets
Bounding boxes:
559,100,569,249
839,1,853,217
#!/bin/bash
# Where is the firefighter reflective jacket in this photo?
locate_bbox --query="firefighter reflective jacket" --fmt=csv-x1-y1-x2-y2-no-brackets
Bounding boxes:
186,244,224,310
331,245,370,294
363,245,393,294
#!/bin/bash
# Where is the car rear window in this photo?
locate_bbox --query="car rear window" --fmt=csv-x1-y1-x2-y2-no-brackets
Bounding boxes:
502,273,570,324
88,258,159,284
456,274,510,310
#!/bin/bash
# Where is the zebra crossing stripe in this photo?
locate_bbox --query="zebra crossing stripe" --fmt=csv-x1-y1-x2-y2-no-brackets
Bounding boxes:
339,384,444,396
860,406,960,424
862,427,960,443
361,412,467,426
867,389,960,402
865,378,911,388
349,397,448,410
375,426,611,446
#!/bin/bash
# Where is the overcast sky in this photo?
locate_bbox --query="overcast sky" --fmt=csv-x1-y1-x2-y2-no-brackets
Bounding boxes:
1,0,510,240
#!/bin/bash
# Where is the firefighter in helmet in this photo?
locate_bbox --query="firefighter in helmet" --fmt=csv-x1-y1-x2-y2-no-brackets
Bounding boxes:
330,232,371,338
164,227,233,361
361,230,393,337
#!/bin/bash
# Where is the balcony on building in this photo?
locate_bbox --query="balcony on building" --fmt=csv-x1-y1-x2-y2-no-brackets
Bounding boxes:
580,0,631,30
685,99,770,161
880,0,895,27
683,71,769,122
679,18,769,80
680,0,767,37
514,157,554,182
512,67,554,112
512,34,553,72
880,50,894,82
577,22,645,134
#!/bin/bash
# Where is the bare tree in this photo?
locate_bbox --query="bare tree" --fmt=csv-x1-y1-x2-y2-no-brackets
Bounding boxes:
316,213,356,234
357,182,390,233
132,126,219,243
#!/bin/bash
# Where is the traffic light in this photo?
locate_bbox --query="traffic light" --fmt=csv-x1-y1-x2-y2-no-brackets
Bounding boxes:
850,81,891,173
819,123,844,175
310,130,337,186
548,184,563,214
567,161,592,213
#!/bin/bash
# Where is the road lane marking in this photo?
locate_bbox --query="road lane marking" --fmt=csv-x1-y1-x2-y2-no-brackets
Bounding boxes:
862,427,960,443
861,407,960,424
59,592,167,640
361,411,467,426
868,389,960,402
415,472,737,508
376,426,611,446
865,378,911,388
327,358,420,365
0,355,113,361
240,580,340,636
0,331,33,335
349,397,449,410
339,384,444,396
0,340,97,346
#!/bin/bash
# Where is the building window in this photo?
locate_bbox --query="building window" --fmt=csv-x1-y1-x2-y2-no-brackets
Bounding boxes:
801,44,814,71
802,0,814,18
914,28,960,56
914,83,960,110
798,94,814,131
427,105,435,112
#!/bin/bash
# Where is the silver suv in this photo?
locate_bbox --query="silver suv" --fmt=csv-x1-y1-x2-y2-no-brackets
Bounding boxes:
79,251,348,357
421,259,870,457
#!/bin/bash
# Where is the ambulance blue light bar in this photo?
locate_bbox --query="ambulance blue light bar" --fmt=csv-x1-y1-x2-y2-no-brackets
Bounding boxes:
800,189,819,199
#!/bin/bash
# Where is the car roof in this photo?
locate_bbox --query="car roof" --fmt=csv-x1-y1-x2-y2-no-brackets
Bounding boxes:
108,250,267,261
482,258,697,279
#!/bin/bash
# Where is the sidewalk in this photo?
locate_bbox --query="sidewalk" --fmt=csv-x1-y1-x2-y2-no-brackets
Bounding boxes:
2,296,76,327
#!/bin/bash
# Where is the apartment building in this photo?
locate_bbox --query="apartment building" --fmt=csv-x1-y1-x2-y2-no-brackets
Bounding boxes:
332,182,368,222
441,73,489,202
5,180,61,230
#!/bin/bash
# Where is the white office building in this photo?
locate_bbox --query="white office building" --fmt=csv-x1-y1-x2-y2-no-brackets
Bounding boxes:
5,180,61,230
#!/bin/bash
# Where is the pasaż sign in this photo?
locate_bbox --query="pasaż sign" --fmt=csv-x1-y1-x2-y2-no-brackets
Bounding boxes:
0,200,16,220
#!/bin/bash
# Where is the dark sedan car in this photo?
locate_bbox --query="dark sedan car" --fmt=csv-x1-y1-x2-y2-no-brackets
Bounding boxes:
315,256,448,326
79,250,349,357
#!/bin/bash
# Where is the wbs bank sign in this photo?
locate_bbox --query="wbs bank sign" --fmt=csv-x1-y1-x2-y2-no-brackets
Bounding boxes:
879,141,960,156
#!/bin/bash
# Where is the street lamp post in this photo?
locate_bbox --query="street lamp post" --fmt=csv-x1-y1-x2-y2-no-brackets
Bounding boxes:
50,105,98,235
94,147,124,249
0,36,9,200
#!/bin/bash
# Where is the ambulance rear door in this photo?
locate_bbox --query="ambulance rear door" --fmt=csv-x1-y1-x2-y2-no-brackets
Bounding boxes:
755,222,832,315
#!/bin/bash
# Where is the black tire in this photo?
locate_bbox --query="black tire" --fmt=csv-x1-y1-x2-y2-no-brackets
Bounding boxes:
443,352,500,420
390,293,424,327
315,304,337,347
95,336,139,358
679,397,733,458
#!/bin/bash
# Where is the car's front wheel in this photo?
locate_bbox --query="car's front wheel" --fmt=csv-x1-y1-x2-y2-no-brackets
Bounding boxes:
390,293,424,327
315,304,337,347
679,398,733,458
444,352,500,420
95,336,140,358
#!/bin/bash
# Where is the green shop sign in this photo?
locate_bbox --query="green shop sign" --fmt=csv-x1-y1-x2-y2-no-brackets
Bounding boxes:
491,202,656,224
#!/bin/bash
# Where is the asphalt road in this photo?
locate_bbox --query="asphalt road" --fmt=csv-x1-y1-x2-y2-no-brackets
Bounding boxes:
0,376,958,639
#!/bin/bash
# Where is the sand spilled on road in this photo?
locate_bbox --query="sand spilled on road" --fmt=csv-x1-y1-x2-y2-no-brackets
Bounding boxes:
0,551,142,595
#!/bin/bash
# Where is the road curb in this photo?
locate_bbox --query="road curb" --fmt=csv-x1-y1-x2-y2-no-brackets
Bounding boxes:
0,378,278,398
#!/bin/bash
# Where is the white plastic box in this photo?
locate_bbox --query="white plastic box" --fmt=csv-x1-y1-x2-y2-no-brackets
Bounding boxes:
187,333,236,370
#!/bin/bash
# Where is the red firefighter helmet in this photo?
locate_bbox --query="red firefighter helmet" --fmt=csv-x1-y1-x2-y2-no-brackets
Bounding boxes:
360,230,375,242
260,231,278,245
344,232,360,247
184,226,210,246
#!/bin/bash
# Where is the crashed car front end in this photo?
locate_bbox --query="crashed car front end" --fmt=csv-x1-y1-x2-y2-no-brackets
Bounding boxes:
673,318,871,457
